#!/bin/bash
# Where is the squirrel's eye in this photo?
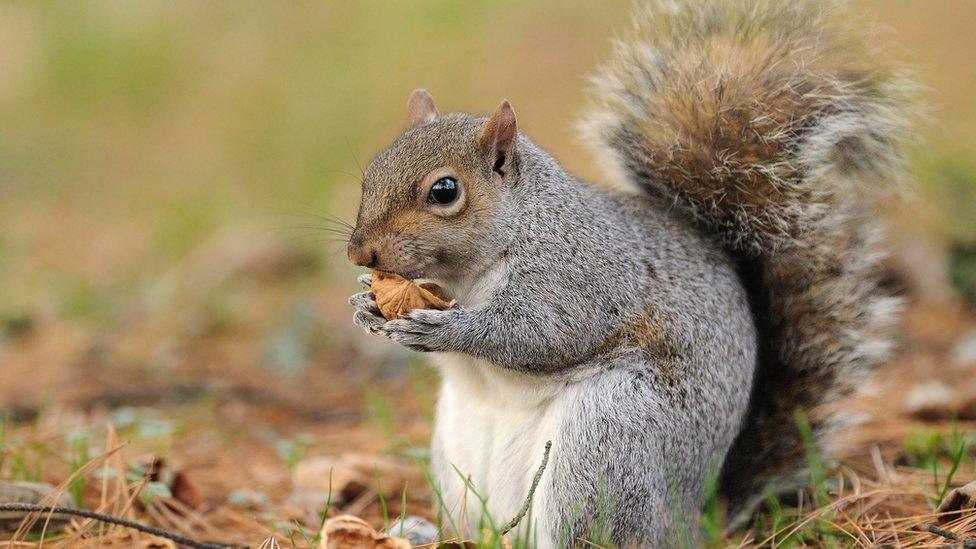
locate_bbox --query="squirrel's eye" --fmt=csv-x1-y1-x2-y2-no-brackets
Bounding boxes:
428,177,459,205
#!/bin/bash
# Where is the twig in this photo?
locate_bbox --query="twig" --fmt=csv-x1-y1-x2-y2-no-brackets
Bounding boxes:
500,441,552,535
926,523,976,548
0,503,234,549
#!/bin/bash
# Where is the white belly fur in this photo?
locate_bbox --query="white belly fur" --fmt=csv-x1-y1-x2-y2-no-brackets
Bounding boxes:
428,258,565,543
430,352,568,544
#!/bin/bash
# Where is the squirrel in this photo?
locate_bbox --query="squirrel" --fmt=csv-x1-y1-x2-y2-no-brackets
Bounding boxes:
346,0,912,546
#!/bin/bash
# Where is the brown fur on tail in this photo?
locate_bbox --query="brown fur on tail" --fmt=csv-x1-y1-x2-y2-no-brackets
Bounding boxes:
581,0,912,521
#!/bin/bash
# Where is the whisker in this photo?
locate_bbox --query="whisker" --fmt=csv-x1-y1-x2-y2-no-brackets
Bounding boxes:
296,235,351,248
331,169,363,180
315,226,354,235
345,139,366,180
269,226,354,240
279,208,356,228
327,246,348,260
272,224,352,234
282,209,356,232
311,212,355,230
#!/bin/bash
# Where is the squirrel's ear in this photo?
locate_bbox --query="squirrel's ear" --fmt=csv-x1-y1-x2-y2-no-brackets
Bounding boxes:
480,100,517,180
407,89,439,126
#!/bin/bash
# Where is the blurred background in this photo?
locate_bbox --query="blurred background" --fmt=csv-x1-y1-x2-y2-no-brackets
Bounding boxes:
1,0,975,545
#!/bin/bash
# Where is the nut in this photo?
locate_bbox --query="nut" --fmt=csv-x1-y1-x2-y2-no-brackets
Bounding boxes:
371,270,454,320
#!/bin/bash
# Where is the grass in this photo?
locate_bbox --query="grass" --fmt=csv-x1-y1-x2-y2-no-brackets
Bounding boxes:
934,424,971,507
0,296,973,549
65,427,92,507
417,453,461,541
700,466,724,546
1,378,975,547
376,466,391,531
796,411,831,510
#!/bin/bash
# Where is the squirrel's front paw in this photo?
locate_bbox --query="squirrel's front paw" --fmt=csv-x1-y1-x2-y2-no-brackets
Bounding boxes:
381,308,461,353
349,290,386,335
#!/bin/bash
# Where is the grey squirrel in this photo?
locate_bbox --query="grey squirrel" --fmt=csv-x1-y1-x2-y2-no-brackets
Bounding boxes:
346,0,912,545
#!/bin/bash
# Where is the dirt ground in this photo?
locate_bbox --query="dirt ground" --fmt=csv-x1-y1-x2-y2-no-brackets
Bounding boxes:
1,226,976,547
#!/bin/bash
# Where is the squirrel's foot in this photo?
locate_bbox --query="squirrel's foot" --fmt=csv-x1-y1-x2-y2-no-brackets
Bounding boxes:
349,291,385,335
381,308,461,353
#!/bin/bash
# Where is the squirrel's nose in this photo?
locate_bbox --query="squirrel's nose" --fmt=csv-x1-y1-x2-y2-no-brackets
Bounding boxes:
347,243,378,268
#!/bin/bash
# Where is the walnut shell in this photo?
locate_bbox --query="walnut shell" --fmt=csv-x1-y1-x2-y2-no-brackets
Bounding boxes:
371,269,454,320
320,514,411,549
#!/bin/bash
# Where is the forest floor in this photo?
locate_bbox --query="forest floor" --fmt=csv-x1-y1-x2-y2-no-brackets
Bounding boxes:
1,232,976,548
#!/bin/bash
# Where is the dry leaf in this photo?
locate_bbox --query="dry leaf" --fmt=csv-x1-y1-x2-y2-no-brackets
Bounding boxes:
371,270,454,320
134,455,205,511
0,481,76,531
937,480,976,523
291,454,417,506
904,379,957,420
171,470,205,509
319,515,411,549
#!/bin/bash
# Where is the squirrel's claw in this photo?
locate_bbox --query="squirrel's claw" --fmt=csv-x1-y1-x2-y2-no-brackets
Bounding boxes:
357,273,373,289
353,310,385,335
349,291,379,313
349,290,385,334
381,308,460,353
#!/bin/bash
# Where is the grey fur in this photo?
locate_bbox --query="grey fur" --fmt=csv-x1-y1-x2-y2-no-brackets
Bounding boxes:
578,0,911,521
347,0,911,545
352,136,756,545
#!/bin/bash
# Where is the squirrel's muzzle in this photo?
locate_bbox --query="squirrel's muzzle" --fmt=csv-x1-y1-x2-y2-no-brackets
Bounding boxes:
347,242,378,269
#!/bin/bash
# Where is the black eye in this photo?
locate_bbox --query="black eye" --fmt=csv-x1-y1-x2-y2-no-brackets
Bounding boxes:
428,177,459,205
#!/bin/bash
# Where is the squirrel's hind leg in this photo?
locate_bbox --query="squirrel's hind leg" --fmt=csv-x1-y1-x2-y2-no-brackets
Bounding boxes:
542,364,712,548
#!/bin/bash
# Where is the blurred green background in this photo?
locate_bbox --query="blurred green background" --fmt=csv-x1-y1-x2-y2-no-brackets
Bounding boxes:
0,0,974,369
0,1,628,324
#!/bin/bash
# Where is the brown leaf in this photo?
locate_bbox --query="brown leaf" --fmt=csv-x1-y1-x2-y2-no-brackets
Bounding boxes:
0,481,76,531
133,455,205,511
371,270,454,320
292,454,417,508
903,380,957,420
937,480,976,523
319,515,411,549
171,471,205,509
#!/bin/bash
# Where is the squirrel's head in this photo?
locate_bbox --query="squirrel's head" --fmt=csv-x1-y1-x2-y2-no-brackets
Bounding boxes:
347,89,519,281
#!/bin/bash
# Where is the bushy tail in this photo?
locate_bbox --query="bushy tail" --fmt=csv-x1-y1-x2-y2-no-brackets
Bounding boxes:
581,0,912,520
